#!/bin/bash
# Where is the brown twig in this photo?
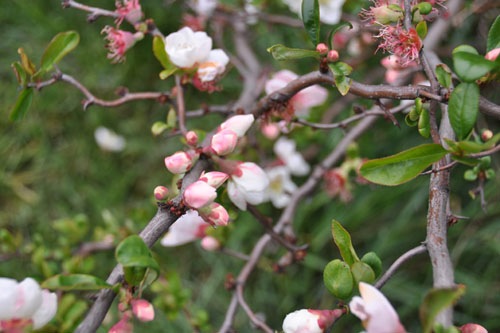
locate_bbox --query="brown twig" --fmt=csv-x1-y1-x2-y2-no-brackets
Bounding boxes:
31,73,170,110
375,244,428,289
175,75,187,135
62,0,119,21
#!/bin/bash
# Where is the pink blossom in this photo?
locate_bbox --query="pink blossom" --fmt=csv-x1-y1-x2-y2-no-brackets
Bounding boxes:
485,48,500,61
226,162,269,211
380,55,418,83
261,122,281,139
200,236,220,251
210,129,239,156
183,180,217,209
219,114,255,137
0,277,58,331
160,210,209,247
282,309,343,333
265,70,328,117
101,26,143,63
199,202,230,226
164,151,197,174
349,282,406,333
460,323,488,333
115,0,143,26
199,171,229,188
185,131,199,146
376,26,422,66
131,299,154,322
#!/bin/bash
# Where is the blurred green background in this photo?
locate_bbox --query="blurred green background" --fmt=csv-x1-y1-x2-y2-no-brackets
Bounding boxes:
1,1,499,332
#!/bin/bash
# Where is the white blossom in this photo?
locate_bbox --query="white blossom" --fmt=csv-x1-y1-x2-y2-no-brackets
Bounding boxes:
165,27,212,68
265,166,297,208
94,126,126,152
274,137,310,176
227,162,269,210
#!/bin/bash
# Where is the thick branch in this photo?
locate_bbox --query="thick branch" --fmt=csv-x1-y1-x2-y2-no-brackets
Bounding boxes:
75,159,208,332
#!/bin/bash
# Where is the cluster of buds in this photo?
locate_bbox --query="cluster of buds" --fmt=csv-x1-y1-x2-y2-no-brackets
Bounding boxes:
101,0,145,63
159,114,270,248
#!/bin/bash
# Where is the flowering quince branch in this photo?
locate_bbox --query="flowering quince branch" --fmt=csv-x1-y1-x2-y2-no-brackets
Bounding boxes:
62,0,120,22
75,158,209,333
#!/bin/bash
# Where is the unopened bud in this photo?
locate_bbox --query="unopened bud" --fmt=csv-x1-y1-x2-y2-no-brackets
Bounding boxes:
185,131,198,146
316,43,329,55
131,299,155,322
183,180,217,209
327,50,339,62
210,129,238,156
153,186,169,201
481,129,493,142
485,48,500,61
460,323,488,333
199,171,229,188
200,236,220,251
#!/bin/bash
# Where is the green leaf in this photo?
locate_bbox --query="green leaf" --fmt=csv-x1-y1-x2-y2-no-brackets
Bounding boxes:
418,108,430,138
448,82,479,140
361,252,382,278
115,235,160,287
416,21,428,39
419,285,466,333
360,144,447,186
154,36,178,79
302,0,320,45
328,62,353,95
42,274,112,291
452,52,498,82
10,88,34,121
323,259,354,299
11,62,28,87
331,220,359,266
452,44,478,55
17,48,36,76
40,31,80,73
351,261,376,285
151,121,169,136
267,44,320,61
487,15,500,51
435,64,452,88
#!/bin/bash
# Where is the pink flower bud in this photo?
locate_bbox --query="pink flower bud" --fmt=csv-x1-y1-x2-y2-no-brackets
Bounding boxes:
282,309,343,333
316,43,329,55
200,236,220,251
327,50,339,62
164,151,197,174
131,299,155,322
199,171,229,188
261,122,280,139
109,313,133,333
210,129,239,156
185,131,199,146
183,180,217,209
153,186,169,201
460,323,488,333
219,114,255,137
481,129,493,142
485,48,500,61
199,202,230,226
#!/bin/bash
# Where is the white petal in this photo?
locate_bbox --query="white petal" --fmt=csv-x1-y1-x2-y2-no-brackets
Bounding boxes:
0,278,19,320
227,180,247,210
32,290,58,329
17,278,43,319
94,127,126,152
161,210,208,246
